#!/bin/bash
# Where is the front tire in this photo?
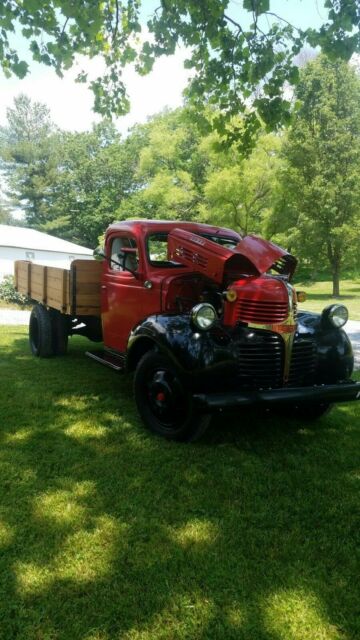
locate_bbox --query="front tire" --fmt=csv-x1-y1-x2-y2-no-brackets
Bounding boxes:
133,351,210,441
29,304,54,358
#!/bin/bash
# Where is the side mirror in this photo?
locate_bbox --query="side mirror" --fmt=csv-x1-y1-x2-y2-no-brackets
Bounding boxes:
93,246,106,261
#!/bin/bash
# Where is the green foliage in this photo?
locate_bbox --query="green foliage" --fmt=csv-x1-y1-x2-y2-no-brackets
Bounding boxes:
0,275,30,306
116,108,282,236
269,55,360,296
0,203,14,224
117,109,207,222
0,97,147,247
0,94,58,228
40,121,146,247
0,2,360,149
199,130,282,234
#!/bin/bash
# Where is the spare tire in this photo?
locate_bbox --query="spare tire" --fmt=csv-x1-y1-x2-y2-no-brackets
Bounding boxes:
29,304,54,358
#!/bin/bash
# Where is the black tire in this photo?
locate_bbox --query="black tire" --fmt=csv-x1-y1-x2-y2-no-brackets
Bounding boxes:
50,309,69,356
29,304,54,358
134,351,211,441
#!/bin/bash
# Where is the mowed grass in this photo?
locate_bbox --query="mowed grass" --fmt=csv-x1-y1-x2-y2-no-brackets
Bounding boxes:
296,279,360,320
0,326,360,640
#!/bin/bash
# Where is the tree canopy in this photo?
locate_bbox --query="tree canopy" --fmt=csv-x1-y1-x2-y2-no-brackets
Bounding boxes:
1,1,360,149
270,55,360,295
2,52,360,296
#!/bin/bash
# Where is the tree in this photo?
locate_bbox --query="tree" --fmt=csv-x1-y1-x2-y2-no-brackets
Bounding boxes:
271,56,360,296
199,131,282,234
1,2,359,150
116,109,208,222
0,96,147,247
46,121,146,246
0,94,58,227
0,203,13,224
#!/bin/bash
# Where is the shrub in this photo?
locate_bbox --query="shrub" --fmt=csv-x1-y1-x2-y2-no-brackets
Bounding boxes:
0,275,30,307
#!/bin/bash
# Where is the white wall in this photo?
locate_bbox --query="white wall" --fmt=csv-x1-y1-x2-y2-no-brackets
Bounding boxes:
0,246,93,280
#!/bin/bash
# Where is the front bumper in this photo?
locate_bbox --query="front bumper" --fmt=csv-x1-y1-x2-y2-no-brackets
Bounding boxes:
193,381,360,411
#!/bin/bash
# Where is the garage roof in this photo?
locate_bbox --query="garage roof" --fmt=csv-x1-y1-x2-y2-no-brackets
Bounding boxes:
0,225,92,255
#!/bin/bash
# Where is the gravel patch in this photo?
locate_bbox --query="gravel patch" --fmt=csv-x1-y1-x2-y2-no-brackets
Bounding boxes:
1,308,359,370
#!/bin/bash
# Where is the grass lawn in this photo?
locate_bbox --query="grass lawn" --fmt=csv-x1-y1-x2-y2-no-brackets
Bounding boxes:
0,326,359,640
296,279,360,321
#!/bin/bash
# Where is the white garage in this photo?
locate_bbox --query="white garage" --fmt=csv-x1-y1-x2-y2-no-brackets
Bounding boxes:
0,224,93,280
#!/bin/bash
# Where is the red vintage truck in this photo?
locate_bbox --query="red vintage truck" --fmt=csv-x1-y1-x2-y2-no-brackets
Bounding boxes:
15,219,360,440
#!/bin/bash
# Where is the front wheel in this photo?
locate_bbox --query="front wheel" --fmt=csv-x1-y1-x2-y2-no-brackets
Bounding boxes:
133,351,210,441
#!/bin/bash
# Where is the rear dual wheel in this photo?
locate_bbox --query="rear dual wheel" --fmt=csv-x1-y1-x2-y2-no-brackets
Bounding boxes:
134,351,211,442
29,304,69,357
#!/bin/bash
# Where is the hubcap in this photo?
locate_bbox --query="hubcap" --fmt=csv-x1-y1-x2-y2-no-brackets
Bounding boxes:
146,368,188,429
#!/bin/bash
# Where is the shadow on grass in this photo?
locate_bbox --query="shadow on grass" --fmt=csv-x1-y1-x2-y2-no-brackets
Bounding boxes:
0,329,359,639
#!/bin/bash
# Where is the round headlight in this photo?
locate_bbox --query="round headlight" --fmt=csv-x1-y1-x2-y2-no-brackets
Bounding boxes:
322,304,349,329
191,303,217,330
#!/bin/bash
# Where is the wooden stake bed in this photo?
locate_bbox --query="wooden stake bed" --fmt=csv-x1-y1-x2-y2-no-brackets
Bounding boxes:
14,260,102,316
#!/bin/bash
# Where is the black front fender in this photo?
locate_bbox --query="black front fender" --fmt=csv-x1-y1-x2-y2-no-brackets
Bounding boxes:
126,314,232,377
297,311,354,381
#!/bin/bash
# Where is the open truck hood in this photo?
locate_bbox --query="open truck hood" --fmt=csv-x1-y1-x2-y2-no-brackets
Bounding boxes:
168,229,297,283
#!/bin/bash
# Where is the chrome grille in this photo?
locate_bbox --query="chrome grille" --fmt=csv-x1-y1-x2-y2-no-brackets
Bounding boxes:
288,339,317,386
235,299,289,325
234,330,284,388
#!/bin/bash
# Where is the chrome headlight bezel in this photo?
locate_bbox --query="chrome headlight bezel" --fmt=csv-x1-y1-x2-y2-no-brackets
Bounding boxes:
322,304,349,329
191,303,217,331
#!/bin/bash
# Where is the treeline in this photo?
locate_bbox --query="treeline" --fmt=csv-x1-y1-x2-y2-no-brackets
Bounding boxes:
1,55,360,295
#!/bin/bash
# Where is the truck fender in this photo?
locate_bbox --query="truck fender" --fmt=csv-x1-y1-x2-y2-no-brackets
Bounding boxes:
126,314,208,373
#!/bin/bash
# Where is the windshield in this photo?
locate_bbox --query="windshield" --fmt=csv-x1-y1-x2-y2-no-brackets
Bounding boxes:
146,232,239,267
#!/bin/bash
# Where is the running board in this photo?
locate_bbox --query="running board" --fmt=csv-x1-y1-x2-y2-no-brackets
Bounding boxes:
86,350,125,371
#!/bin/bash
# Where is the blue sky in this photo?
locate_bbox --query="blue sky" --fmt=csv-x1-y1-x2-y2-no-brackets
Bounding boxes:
0,1,328,133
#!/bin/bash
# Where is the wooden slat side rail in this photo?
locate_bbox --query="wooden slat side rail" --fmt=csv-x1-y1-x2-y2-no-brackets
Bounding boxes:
15,260,100,316
30,264,46,303
14,260,32,297
46,267,70,312
14,261,72,313
70,260,102,316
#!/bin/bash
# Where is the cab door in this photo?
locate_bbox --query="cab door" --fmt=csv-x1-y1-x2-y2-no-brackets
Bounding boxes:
101,232,159,353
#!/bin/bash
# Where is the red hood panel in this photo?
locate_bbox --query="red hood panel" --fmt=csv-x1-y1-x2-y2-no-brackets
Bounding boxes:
223,276,290,326
168,229,296,283
234,235,297,278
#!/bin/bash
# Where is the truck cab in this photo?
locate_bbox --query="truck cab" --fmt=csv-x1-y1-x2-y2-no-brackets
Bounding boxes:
99,220,241,353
